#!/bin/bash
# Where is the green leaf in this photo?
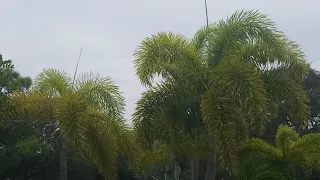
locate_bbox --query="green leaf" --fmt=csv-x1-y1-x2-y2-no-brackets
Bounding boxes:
209,57,268,133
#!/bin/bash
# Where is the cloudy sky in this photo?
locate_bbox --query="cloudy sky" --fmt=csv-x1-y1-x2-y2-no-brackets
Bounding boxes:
1,0,319,122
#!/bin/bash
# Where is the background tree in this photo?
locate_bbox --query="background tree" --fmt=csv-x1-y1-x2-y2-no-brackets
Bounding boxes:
304,69,320,132
133,10,309,180
0,53,31,117
260,68,320,144
0,54,53,180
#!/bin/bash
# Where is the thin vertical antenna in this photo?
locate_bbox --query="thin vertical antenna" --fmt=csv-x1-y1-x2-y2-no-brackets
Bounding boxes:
204,0,209,27
72,47,83,86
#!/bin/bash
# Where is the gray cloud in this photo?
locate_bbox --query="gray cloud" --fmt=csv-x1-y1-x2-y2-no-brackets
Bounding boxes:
1,0,319,122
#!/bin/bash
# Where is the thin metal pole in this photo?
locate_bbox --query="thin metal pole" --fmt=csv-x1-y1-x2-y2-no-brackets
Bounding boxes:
204,0,209,27
72,47,83,86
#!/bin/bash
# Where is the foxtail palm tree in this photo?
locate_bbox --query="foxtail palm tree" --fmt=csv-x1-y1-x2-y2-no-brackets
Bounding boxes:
133,10,309,180
9,69,134,180
238,125,320,179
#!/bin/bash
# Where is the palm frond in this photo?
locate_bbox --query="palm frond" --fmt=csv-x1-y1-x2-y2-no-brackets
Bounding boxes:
205,10,277,66
33,69,72,96
238,138,282,161
81,110,119,180
109,123,140,168
263,69,309,128
275,125,299,154
235,38,308,81
205,10,308,82
8,92,54,121
289,133,320,174
54,93,87,147
75,72,125,121
201,87,247,169
132,80,198,148
192,23,217,57
233,158,290,180
136,143,174,172
209,57,268,133
134,32,205,87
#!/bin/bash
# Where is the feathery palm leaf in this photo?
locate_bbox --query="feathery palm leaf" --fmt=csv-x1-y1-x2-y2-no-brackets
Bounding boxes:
201,88,247,169
33,69,72,96
263,69,309,128
209,57,268,132
233,157,295,180
134,32,207,88
133,80,198,147
9,92,55,121
75,72,125,121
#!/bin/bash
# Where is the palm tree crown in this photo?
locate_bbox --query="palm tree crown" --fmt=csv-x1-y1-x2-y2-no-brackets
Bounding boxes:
133,10,309,172
9,69,133,179
239,125,320,178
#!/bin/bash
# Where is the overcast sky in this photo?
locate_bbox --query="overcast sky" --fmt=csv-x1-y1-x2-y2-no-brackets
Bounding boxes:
0,0,319,122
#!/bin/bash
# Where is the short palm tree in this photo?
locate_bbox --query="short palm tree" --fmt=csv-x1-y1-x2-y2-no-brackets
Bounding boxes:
9,69,133,180
238,125,320,179
232,158,292,180
133,10,309,180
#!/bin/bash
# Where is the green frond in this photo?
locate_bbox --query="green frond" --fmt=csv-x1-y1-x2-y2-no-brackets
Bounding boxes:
33,69,72,96
81,111,118,180
132,80,198,147
109,124,139,167
134,32,205,87
201,88,247,169
8,92,55,121
289,133,320,173
263,69,309,128
161,126,197,156
235,38,308,83
275,125,299,154
239,138,282,161
75,72,125,120
136,143,174,172
204,10,308,82
54,93,87,147
233,158,290,180
205,10,279,66
192,23,217,56
209,57,268,133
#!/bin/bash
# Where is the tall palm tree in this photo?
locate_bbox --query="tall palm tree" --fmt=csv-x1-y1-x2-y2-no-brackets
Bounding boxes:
9,69,134,180
238,125,320,179
132,10,309,180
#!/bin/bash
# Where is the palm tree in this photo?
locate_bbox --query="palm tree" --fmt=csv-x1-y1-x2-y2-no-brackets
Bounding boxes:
9,69,134,180
132,10,309,180
238,125,320,179
232,158,292,180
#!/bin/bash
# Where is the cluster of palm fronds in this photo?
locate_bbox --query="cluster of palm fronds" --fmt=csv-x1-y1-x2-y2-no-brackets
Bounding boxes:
131,10,315,180
6,69,135,179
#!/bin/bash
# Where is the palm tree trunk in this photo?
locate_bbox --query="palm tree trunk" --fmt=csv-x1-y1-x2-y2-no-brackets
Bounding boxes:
191,158,199,180
59,141,68,180
174,162,179,180
205,141,217,180
191,128,199,180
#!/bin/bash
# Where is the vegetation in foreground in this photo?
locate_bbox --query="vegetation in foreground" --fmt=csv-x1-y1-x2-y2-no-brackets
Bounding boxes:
1,10,320,180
